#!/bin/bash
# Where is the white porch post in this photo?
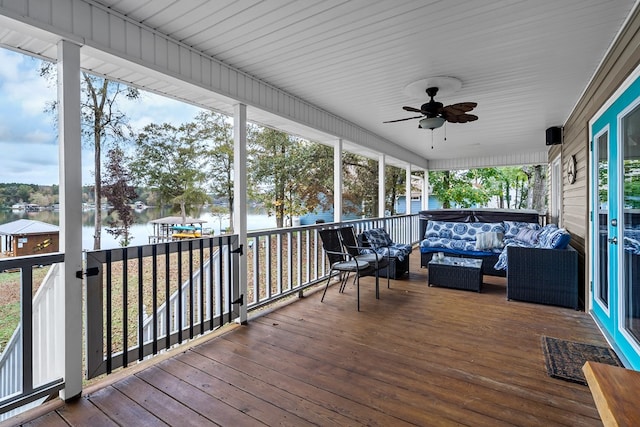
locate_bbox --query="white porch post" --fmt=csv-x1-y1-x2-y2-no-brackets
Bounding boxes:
57,40,83,401
405,165,412,215
378,154,386,218
333,139,343,223
423,169,430,210
405,165,413,243
233,103,248,324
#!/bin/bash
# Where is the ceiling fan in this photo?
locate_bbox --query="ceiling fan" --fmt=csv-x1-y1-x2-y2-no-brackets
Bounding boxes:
384,87,478,129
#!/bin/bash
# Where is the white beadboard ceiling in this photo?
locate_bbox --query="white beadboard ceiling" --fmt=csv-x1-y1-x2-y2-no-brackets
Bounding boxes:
0,0,637,170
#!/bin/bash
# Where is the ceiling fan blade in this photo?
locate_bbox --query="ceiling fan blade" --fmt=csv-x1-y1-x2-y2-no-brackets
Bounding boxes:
446,113,478,123
383,115,423,123
402,106,422,113
443,102,478,115
461,113,478,122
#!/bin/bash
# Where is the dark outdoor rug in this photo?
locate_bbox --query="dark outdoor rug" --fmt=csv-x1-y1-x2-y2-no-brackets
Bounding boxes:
541,336,623,385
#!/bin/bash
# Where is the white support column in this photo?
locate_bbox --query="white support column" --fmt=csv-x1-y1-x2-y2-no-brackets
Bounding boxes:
333,139,343,223
405,165,412,215
423,169,430,210
233,103,248,324
57,40,83,401
378,154,386,217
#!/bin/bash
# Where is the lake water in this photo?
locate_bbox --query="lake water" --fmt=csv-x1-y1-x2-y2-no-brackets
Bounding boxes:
0,207,276,250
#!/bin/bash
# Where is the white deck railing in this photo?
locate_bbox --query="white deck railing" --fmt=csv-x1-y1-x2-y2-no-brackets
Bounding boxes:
0,253,65,418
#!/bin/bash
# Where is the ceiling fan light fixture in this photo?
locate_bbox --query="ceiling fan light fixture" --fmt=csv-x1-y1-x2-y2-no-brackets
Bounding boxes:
419,116,445,130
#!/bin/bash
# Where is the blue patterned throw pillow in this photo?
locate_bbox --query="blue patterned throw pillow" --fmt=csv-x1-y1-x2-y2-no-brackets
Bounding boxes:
425,220,448,238
363,228,393,249
503,220,541,239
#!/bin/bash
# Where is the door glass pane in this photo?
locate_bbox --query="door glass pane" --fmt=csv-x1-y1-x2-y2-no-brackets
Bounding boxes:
597,132,609,306
623,104,640,340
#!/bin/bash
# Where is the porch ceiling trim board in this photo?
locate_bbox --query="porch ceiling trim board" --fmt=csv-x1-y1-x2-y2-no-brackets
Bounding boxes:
0,0,428,170
427,150,549,172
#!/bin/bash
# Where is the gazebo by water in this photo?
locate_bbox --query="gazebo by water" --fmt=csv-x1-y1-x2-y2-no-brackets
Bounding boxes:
148,216,208,243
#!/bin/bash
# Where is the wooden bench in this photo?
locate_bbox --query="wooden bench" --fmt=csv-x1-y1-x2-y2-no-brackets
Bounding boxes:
583,361,640,426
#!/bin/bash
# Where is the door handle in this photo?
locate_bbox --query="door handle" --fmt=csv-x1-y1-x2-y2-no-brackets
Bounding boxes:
608,237,618,244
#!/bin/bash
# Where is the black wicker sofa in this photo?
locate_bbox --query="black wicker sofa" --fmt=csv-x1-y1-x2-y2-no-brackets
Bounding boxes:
419,209,541,276
506,245,579,309
419,209,581,309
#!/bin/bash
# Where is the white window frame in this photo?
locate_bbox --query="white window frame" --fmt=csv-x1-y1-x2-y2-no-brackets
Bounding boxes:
550,156,563,225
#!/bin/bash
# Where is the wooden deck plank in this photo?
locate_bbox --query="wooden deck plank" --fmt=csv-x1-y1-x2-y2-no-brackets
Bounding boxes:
175,350,358,427
56,397,118,427
11,255,607,426
157,357,316,427
21,412,69,427
135,365,263,426
252,310,599,425
241,312,597,426
86,386,167,427
192,338,415,427
111,375,217,427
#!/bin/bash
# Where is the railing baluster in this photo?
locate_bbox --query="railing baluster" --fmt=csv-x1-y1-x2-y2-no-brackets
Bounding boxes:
122,248,128,368
106,251,112,374
266,235,272,301
138,246,144,361
199,242,205,336
277,233,283,295
152,245,158,355
218,236,224,330
287,232,293,291
226,235,233,324
177,242,183,344
188,240,194,340
164,243,170,351
21,266,33,396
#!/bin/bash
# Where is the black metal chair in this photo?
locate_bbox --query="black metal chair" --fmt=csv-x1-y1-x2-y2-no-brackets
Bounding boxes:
339,226,390,298
319,228,375,311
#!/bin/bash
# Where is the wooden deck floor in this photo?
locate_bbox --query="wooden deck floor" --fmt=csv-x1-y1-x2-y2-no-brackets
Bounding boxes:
8,255,606,426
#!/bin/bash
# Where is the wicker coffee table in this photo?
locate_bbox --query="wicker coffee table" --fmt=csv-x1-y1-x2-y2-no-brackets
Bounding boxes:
428,256,483,292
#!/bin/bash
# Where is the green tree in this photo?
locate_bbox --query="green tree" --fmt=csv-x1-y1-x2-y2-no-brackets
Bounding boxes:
248,128,331,227
429,170,489,208
40,62,140,249
385,165,407,216
130,122,210,222
193,111,235,228
102,148,138,246
343,153,378,217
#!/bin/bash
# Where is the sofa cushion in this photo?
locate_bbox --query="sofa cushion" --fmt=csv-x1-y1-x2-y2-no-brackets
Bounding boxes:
362,228,393,249
547,228,571,249
503,220,541,239
368,243,412,261
424,220,450,238
494,240,532,270
421,236,500,254
515,227,541,246
537,224,559,247
451,222,505,241
475,231,504,250
439,229,453,239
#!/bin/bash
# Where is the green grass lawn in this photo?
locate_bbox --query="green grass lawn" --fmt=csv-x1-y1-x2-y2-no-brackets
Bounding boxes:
0,302,20,351
0,267,50,353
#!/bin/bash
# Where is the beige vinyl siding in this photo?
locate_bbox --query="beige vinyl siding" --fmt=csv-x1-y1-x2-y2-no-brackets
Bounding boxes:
561,6,640,306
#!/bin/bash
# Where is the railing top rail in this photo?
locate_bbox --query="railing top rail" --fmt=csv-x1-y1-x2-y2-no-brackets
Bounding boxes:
246,214,419,238
85,235,238,261
0,252,64,269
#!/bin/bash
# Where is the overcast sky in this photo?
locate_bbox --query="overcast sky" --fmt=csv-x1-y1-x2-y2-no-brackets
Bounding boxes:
0,47,203,186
